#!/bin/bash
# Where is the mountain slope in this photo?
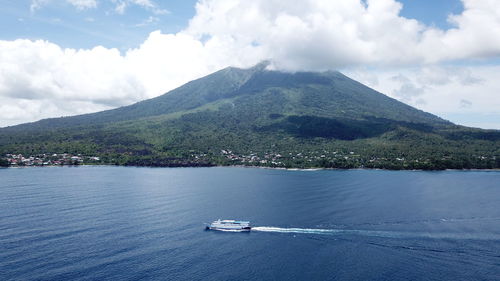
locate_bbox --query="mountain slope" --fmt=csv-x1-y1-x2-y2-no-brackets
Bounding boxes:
0,62,499,169
2,61,447,131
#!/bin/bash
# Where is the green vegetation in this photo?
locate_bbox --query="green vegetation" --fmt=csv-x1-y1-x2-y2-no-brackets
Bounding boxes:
0,63,498,170
0,158,8,167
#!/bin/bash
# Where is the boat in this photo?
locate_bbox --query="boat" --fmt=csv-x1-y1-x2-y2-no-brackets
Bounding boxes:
206,219,251,231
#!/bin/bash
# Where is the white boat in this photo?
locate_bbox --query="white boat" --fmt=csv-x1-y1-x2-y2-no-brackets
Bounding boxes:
206,219,251,231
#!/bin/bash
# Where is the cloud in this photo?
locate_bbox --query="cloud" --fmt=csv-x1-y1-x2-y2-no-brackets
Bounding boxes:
67,0,97,10
460,99,472,108
185,0,500,69
30,0,168,14
135,16,159,27
347,65,500,120
0,39,144,108
30,0,51,12
390,74,426,103
416,66,483,86
28,0,500,68
5,0,500,128
31,0,97,12
111,0,169,15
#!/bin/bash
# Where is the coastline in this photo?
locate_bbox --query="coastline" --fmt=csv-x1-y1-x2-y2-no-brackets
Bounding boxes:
2,163,500,172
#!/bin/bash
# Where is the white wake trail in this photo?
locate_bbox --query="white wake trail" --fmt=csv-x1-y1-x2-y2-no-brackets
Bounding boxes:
251,226,500,240
252,227,401,237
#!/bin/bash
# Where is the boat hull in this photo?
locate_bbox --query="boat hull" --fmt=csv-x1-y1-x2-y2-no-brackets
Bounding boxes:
206,226,251,232
206,219,252,231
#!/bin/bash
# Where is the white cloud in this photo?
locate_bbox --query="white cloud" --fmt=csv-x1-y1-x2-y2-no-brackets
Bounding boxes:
5,0,500,128
0,31,259,127
185,0,500,69
30,0,168,14
67,0,97,10
0,39,144,111
347,65,500,128
135,16,159,27
111,0,169,15
390,74,426,103
31,0,97,12
30,0,51,12
113,0,126,14
28,0,500,68
460,99,472,108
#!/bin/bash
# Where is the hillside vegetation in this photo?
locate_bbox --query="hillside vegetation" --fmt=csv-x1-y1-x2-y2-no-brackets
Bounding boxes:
1,62,499,169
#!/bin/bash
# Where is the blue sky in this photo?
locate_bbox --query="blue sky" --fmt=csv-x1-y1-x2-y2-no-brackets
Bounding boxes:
0,0,499,129
398,0,463,29
1,0,198,49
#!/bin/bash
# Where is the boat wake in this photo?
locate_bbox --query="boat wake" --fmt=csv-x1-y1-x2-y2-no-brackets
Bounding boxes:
252,227,403,237
251,226,500,241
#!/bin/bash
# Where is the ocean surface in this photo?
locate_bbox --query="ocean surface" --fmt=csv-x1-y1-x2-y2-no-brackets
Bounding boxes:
1,166,500,280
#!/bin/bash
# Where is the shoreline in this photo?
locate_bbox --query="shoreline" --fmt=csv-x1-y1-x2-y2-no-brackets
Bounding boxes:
2,164,500,172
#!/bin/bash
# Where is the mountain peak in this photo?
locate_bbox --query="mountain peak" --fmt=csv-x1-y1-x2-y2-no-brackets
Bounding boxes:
250,60,271,71
221,60,271,75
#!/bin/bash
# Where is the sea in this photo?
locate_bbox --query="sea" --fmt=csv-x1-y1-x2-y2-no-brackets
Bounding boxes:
1,166,500,280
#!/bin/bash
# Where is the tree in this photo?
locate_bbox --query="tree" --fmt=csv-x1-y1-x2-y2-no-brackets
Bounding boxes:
0,158,9,167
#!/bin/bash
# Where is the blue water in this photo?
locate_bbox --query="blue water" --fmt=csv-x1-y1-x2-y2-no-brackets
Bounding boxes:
1,167,500,280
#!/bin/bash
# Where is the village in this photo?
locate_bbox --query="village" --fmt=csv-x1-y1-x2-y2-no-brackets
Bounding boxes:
3,153,101,167
218,149,361,167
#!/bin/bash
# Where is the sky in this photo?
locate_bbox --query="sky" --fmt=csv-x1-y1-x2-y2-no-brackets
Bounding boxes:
0,0,499,129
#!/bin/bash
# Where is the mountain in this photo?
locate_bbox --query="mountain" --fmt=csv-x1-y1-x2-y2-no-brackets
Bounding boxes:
1,62,499,169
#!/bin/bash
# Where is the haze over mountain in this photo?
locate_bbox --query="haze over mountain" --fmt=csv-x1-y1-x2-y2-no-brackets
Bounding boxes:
0,62,499,169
